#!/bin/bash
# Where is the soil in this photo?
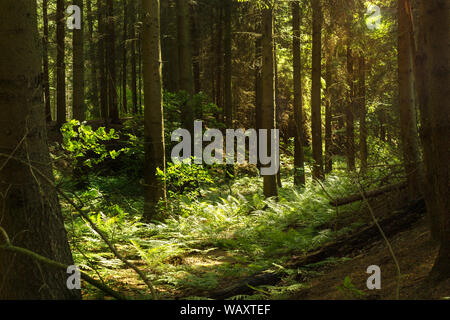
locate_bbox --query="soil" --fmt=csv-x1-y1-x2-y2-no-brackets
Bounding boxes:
291,218,450,300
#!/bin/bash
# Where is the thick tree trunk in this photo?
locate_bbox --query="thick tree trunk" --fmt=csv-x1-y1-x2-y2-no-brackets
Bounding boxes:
398,0,422,200
416,0,450,281
261,2,278,198
56,0,66,126
0,0,80,299
72,0,85,121
311,0,324,179
142,0,166,220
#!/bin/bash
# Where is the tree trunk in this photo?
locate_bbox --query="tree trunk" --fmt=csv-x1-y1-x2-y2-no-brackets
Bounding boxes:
359,55,368,173
292,1,306,185
416,0,450,281
215,7,224,120
311,0,324,179
42,0,51,122
72,0,85,121
398,0,422,200
261,1,278,198
346,46,356,171
224,0,235,178
0,0,80,299
122,0,128,115
98,0,109,122
107,0,119,123
86,0,100,118
129,0,138,114
191,3,202,95
56,0,66,126
142,0,167,220
325,52,333,174
175,0,195,134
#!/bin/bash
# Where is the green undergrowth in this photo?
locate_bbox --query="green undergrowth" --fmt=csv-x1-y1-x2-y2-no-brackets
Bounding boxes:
59,161,397,300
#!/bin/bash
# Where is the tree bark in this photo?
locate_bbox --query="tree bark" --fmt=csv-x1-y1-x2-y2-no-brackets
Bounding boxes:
72,0,85,121
56,0,66,126
42,0,51,122
416,0,450,281
129,0,139,114
175,0,195,134
311,0,324,179
122,0,128,115
142,0,167,220
346,46,356,171
292,1,306,184
261,1,278,198
397,0,422,200
98,0,109,122
359,55,368,173
107,0,119,123
0,0,80,299
86,0,100,118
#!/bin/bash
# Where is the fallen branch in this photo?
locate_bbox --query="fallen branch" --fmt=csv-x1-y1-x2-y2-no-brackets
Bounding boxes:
330,181,407,207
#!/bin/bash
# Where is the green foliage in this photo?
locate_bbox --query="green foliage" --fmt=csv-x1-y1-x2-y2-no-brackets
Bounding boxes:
61,120,128,168
336,276,367,300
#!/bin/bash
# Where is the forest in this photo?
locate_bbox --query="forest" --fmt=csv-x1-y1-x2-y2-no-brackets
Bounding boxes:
0,0,448,302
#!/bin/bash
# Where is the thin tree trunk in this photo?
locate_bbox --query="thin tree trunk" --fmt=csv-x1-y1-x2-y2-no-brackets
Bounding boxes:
346,46,356,171
56,0,66,126
311,0,324,179
42,0,51,122
359,55,368,173
176,0,195,135
129,0,138,114
191,3,202,95
107,0,119,123
122,0,128,114
215,7,224,120
87,0,100,118
292,1,306,185
142,0,166,220
98,0,109,122
325,53,333,174
0,0,80,299
261,1,278,198
72,0,85,121
398,0,422,200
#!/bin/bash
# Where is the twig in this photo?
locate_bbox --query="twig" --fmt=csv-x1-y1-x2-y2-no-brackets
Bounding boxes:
356,180,402,300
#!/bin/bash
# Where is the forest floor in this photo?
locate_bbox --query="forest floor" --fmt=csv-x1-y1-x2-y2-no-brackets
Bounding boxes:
291,218,450,300
51,122,449,300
